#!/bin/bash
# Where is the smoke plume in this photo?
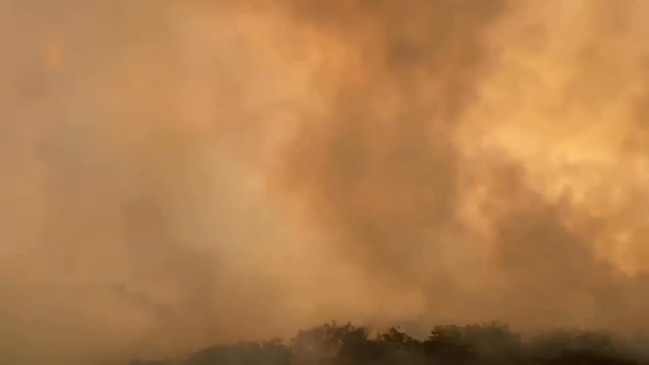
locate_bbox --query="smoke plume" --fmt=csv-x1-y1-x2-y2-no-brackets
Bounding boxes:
2,0,649,363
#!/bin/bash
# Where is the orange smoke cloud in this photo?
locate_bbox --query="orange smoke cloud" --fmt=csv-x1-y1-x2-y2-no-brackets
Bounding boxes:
2,1,649,364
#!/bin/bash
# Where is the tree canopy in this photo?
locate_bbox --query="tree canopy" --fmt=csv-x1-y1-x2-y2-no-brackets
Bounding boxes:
131,321,646,365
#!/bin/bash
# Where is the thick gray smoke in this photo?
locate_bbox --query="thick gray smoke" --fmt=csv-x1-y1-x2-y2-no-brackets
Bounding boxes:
2,0,649,364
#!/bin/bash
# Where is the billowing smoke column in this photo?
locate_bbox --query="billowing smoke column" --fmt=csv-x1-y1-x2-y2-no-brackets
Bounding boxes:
2,0,649,364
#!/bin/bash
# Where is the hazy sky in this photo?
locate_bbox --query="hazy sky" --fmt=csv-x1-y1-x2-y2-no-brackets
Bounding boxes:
2,0,649,364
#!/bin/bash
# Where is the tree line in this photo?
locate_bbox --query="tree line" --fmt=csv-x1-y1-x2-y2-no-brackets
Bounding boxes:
131,321,647,365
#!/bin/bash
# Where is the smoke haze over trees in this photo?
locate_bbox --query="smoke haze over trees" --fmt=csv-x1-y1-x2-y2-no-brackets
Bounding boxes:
3,0,649,364
132,321,646,365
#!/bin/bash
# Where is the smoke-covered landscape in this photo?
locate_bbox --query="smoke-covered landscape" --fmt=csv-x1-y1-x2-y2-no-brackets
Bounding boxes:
2,0,649,364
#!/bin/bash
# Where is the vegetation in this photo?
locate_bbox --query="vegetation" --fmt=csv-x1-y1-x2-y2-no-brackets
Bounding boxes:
130,322,645,365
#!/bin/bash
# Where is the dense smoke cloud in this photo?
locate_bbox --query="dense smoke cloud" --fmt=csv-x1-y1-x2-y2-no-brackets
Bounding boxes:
277,0,649,330
2,0,649,364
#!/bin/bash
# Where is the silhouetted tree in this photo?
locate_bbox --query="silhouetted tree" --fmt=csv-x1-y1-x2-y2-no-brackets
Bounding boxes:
130,321,648,365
